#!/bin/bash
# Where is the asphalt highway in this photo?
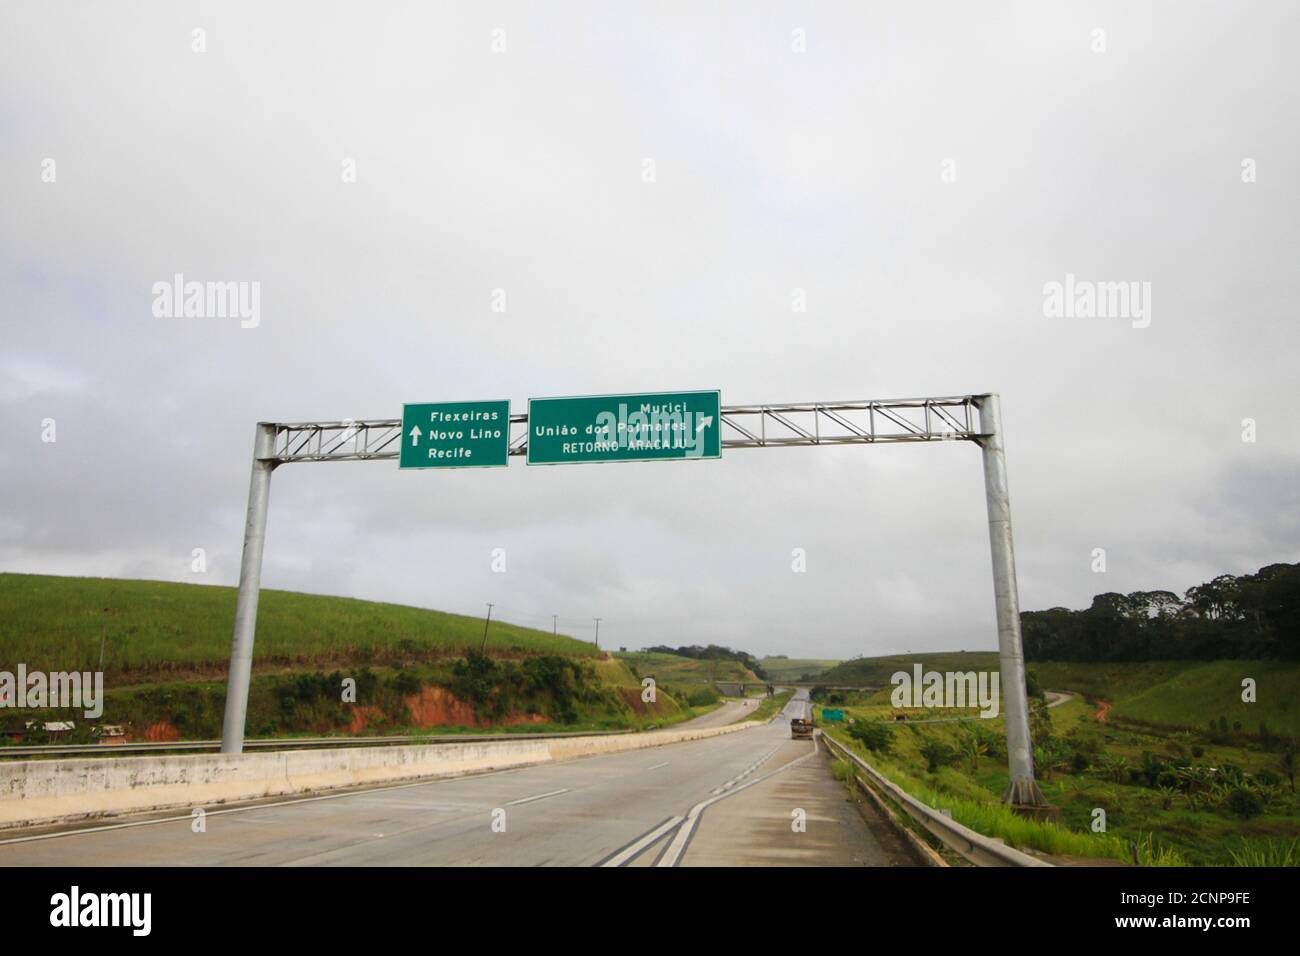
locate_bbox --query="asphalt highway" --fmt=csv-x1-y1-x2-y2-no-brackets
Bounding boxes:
0,691,916,867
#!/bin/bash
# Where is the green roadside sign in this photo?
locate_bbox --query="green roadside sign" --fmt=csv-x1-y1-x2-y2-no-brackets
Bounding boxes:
400,400,510,469
527,390,721,465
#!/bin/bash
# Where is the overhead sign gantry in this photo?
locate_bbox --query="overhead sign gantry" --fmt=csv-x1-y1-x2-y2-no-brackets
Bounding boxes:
219,391,1046,808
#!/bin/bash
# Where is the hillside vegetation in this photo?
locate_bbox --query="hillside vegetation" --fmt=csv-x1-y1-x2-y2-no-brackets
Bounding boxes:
0,573,598,679
759,657,839,682
616,650,762,686
636,644,770,680
818,652,997,688
0,575,725,742
821,688,1300,866
818,652,1300,738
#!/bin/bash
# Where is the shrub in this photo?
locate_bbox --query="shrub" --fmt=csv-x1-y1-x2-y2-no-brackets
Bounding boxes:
388,670,422,696
1138,751,1170,788
1226,787,1262,818
1218,763,1247,787
849,720,895,755
686,687,720,707
1035,741,1069,779
450,651,503,710
920,737,958,773
1255,769,1282,788
1099,753,1129,783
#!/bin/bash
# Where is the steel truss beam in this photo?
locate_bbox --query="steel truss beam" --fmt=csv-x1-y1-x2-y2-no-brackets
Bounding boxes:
220,392,1046,809
260,396,984,465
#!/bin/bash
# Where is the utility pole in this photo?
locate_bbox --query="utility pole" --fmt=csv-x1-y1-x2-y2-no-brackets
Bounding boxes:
593,617,601,650
552,614,557,636
480,603,494,652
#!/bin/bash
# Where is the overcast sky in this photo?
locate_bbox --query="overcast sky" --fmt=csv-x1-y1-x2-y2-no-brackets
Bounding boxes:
2,2,1297,661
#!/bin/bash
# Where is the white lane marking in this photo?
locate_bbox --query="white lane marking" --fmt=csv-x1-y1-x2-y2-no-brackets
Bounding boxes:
644,761,670,772
709,746,779,795
599,738,792,866
659,738,820,868
599,815,685,867
504,788,569,806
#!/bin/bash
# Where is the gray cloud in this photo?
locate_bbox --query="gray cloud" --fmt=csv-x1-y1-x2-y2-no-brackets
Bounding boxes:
2,2,1297,658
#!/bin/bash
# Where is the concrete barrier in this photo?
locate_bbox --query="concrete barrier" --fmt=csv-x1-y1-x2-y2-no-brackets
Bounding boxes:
0,720,761,830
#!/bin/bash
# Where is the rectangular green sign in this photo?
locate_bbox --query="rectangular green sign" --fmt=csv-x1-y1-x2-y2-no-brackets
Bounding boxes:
527,390,721,465
400,400,510,469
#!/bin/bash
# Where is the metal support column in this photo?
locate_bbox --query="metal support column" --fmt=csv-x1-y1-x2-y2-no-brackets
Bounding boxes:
975,394,1046,806
220,423,278,754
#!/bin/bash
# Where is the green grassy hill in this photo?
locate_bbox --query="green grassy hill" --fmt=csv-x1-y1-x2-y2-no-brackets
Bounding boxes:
1032,659,1300,737
615,650,762,686
0,573,598,679
0,574,717,742
818,651,999,687
819,652,1300,737
759,657,840,682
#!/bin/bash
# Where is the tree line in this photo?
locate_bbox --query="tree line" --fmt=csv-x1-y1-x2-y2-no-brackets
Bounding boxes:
1021,562,1300,661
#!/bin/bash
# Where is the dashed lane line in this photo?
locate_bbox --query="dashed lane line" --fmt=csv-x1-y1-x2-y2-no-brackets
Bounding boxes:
658,737,820,868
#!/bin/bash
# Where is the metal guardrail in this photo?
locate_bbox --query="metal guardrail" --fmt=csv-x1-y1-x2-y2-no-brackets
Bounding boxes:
820,731,1052,868
0,729,632,760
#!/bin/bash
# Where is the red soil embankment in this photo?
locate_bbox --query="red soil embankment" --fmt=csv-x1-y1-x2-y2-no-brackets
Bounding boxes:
143,720,180,741
348,686,546,733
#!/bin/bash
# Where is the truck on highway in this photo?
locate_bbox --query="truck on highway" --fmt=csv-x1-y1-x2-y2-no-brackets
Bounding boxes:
790,717,814,740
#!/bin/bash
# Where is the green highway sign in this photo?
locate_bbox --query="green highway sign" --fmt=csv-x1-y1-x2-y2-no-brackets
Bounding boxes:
400,400,510,469
527,390,721,465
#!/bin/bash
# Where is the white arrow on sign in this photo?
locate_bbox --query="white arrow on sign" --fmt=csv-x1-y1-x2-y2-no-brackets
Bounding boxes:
409,425,422,446
697,415,713,432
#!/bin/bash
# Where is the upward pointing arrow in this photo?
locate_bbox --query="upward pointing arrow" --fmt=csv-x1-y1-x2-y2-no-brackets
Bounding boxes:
409,425,422,446
697,415,713,432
